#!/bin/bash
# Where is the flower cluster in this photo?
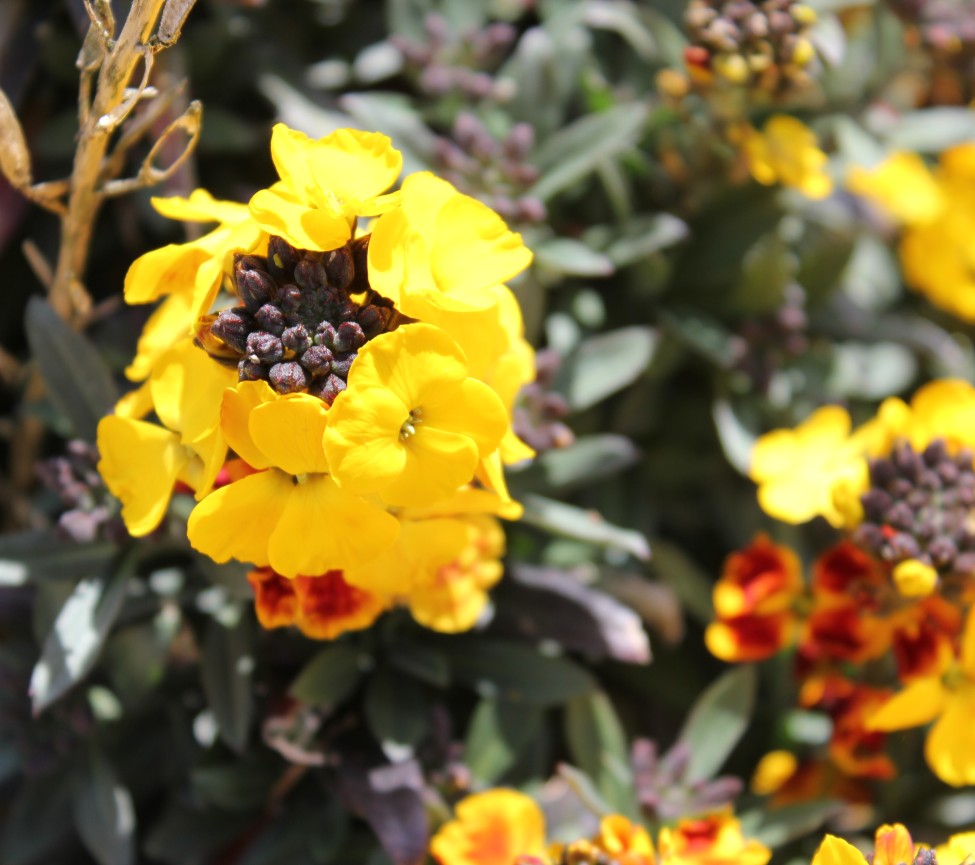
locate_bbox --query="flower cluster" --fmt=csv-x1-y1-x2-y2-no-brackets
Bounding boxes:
708,379,975,787
814,823,975,865
683,0,819,94
848,144,975,321
96,125,536,638
740,115,832,199
430,788,769,865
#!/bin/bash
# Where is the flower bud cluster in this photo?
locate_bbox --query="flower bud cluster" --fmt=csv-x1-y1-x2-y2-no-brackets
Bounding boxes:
391,13,516,102
855,439,975,577
683,0,818,94
206,236,396,405
36,440,115,543
434,113,546,225
512,348,574,453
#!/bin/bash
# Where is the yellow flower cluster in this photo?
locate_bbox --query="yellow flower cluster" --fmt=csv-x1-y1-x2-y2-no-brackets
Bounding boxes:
97,125,536,637
741,115,832,199
848,144,975,321
430,788,769,865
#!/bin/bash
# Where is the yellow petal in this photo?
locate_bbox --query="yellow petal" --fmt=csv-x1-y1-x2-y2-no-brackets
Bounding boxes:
422,377,508,457
249,186,352,252
381,426,479,507
926,688,975,786
220,381,278,470
97,417,187,537
124,243,209,305
125,292,195,382
811,836,867,865
322,387,409,495
248,394,330,476
267,475,399,575
305,128,402,206
363,205,408,305
873,825,915,865
866,678,946,731
962,608,975,677
114,381,153,420
151,188,250,224
187,470,289,567
151,339,237,443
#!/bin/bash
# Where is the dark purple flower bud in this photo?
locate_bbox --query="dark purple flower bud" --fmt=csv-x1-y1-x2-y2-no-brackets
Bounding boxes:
923,439,949,467
269,362,308,394
333,321,366,352
851,522,885,550
938,460,960,484
256,303,285,336
278,285,303,317
210,307,253,353
861,489,892,521
268,236,298,282
885,502,915,531
315,322,337,348
282,324,312,354
889,532,921,560
330,351,356,378
335,300,358,322
246,332,283,364
956,448,975,469
238,358,267,381
295,258,327,291
954,552,975,576
310,373,346,405
235,256,277,312
324,246,355,290
892,442,922,481
357,304,389,338
301,345,333,377
869,457,896,488
928,536,958,567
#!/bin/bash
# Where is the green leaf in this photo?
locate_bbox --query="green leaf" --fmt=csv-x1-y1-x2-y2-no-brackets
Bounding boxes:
144,802,254,865
72,745,135,865
604,213,688,267
556,326,658,411
388,642,450,688
565,691,638,817
450,638,594,705
24,297,118,442
29,563,131,714
464,699,545,784
364,670,429,758
738,800,842,847
191,754,281,811
534,238,615,277
678,666,757,782
290,643,365,710
520,494,651,561
731,231,796,314
0,532,116,585
532,104,649,201
533,434,640,492
884,108,975,153
661,310,738,367
1,772,74,864
200,614,254,752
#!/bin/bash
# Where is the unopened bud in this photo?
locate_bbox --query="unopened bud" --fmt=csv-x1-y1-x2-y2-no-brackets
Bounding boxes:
324,246,355,290
315,322,337,348
311,373,346,405
790,36,815,67
714,53,750,83
301,345,333,377
246,332,283,364
269,362,308,394
357,304,389,338
256,303,285,336
236,256,277,312
282,324,312,354
333,321,366,352
330,351,356,378
239,358,267,381
294,258,327,291
893,558,938,597
268,236,298,282
210,307,252,353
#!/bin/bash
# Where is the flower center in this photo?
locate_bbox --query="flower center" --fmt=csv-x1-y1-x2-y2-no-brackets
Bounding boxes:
200,234,400,405
400,407,424,441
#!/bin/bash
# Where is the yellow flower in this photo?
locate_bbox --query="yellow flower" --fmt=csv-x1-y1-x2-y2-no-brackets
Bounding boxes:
187,381,399,577
430,789,547,865
323,323,508,507
593,815,655,865
847,152,945,226
867,607,975,786
743,115,832,200
124,189,265,379
903,379,975,452
812,824,916,865
658,811,770,865
892,559,938,598
97,339,236,536
248,125,402,252
750,750,798,795
367,171,533,318
750,405,866,526
936,832,975,865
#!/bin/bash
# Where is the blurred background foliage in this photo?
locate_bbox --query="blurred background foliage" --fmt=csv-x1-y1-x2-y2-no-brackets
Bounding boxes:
3,0,975,863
